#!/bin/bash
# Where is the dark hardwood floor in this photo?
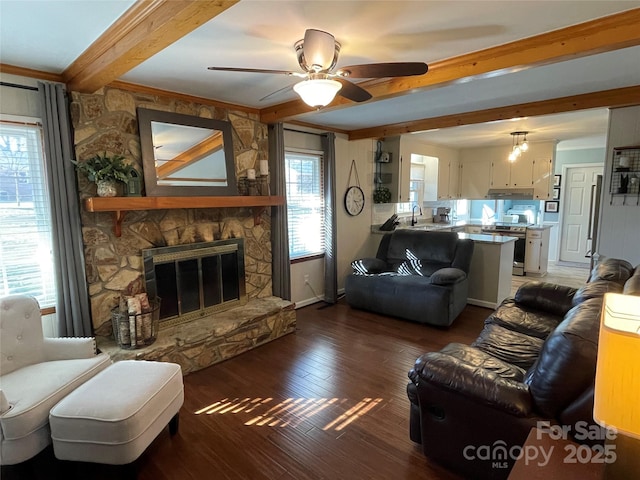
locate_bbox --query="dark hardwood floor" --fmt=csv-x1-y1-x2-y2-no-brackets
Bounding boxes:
4,300,491,480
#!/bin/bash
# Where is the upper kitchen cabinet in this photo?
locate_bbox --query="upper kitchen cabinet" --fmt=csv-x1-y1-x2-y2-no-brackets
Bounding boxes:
437,157,460,199
490,155,535,188
532,157,554,199
460,141,556,200
459,158,492,199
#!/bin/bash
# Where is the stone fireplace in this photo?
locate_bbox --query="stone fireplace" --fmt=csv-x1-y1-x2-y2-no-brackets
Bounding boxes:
142,239,247,328
71,85,295,374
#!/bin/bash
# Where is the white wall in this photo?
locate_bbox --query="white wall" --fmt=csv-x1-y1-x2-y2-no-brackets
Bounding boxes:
336,136,380,290
597,106,640,266
286,129,378,307
459,141,556,164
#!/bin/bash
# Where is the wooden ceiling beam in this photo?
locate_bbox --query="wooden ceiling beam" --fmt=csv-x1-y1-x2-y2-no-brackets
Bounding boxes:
0,64,64,83
348,86,640,140
156,132,224,179
260,8,640,124
63,0,239,93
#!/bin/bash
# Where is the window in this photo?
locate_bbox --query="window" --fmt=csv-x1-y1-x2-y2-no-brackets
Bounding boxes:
409,163,426,206
284,150,324,260
0,120,57,307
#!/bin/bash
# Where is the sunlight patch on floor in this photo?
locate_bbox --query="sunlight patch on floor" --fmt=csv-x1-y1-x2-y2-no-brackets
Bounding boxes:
194,396,384,430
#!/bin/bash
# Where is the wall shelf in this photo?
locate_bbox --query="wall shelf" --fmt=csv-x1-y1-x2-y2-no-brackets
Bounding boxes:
610,146,640,205
84,195,286,237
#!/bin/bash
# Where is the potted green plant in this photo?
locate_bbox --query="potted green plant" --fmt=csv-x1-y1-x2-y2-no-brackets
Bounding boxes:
373,186,391,204
73,152,134,197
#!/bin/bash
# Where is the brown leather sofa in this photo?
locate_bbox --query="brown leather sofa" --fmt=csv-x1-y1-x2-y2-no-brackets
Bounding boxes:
407,257,640,480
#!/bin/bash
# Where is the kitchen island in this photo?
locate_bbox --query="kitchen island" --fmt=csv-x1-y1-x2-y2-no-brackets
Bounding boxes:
460,233,517,309
369,228,516,309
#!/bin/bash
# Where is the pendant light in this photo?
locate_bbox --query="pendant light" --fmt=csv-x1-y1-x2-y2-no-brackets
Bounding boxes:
508,131,529,163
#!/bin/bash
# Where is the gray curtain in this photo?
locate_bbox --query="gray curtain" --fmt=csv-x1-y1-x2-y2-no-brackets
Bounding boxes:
268,123,291,300
322,132,338,304
38,82,92,336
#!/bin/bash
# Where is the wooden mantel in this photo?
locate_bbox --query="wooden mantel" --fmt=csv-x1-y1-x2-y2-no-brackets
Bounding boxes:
84,195,286,237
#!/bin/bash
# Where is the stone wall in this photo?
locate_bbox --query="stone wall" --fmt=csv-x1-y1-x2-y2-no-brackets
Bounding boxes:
98,296,296,375
71,87,272,335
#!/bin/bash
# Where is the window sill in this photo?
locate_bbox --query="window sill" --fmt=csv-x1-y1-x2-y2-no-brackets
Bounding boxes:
291,253,325,264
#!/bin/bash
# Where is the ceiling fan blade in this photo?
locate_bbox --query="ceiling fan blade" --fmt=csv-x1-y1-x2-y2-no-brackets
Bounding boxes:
207,66,298,76
302,29,339,71
336,62,428,79
335,78,372,103
259,83,295,102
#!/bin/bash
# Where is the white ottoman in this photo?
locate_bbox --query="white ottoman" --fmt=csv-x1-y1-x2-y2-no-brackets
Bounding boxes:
49,360,184,465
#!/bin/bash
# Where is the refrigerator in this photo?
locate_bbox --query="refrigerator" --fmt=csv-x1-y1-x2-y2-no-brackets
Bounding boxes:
586,175,603,271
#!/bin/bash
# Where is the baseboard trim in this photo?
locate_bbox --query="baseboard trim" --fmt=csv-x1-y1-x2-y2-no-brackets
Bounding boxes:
295,297,324,309
554,261,590,269
467,299,497,309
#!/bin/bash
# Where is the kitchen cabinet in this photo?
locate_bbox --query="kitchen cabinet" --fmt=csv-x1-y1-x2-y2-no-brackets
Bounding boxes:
532,158,553,199
437,158,460,199
524,227,550,276
490,156,534,188
465,225,483,234
459,159,492,199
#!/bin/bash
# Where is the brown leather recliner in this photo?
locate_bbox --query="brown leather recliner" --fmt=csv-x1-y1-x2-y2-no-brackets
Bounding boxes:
407,257,639,480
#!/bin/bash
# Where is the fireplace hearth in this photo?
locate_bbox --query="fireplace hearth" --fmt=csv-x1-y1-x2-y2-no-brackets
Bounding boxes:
142,239,247,329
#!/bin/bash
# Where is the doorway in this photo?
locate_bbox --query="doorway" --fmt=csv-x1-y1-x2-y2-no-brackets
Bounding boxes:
558,164,604,264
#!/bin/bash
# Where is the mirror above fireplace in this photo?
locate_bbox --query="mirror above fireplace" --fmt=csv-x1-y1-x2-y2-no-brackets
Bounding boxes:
137,107,238,196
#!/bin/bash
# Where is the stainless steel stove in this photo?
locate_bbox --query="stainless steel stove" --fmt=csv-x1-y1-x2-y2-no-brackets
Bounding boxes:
481,223,532,276
481,223,531,234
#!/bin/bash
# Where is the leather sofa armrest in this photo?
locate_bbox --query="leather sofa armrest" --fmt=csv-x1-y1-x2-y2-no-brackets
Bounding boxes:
351,257,389,274
514,282,577,316
43,337,97,360
429,267,466,285
412,352,533,417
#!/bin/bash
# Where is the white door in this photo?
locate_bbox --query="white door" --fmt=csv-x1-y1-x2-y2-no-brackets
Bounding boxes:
559,166,603,263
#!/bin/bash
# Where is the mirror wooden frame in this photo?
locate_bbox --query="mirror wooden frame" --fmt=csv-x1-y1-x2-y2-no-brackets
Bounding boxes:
137,107,238,196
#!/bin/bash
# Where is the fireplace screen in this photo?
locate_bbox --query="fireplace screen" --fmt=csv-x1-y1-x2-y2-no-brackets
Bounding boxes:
142,239,247,328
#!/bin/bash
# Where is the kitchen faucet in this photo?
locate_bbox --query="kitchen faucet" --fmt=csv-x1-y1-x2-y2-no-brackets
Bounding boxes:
411,204,422,226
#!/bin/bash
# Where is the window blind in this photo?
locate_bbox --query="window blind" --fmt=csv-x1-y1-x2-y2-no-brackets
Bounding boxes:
0,121,57,307
284,150,325,259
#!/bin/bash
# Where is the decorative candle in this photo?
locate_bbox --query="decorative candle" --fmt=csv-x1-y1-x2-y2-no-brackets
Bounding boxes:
247,168,256,180
259,160,269,176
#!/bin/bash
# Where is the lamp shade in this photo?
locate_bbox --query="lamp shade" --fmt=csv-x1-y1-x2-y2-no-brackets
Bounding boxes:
293,79,342,107
594,293,640,438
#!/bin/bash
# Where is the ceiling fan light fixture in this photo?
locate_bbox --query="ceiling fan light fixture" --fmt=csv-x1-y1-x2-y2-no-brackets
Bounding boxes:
293,78,342,107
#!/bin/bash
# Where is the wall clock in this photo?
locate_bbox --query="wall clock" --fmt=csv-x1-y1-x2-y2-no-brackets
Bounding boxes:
344,159,365,216
344,185,365,216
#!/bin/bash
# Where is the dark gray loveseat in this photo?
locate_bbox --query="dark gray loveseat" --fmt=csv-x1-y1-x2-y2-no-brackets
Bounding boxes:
344,230,474,326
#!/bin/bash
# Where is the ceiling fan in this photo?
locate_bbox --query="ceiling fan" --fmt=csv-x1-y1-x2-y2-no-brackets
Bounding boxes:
208,29,428,108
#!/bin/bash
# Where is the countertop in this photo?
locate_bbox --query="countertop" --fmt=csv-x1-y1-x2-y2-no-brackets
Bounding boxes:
372,220,551,235
457,233,518,244
524,224,553,230
371,221,467,235
370,226,518,245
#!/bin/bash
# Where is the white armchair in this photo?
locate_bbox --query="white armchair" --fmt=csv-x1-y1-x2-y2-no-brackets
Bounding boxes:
0,294,111,465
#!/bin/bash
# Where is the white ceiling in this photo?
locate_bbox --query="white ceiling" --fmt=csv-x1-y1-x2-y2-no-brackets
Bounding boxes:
1,1,639,149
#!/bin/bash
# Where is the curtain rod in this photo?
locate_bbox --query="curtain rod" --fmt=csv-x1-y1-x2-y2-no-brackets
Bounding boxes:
0,81,38,92
284,127,328,138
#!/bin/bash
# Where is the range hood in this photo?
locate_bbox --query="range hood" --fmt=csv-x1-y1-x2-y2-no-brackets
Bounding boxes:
486,188,534,199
